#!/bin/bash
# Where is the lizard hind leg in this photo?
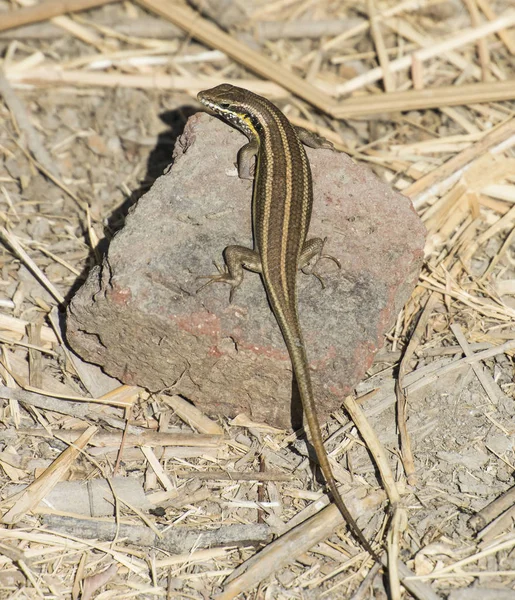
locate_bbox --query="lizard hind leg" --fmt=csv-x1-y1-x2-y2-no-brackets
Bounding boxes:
300,237,341,289
197,245,262,302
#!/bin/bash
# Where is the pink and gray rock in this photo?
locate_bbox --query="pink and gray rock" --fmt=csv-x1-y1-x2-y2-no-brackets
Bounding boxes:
66,112,426,428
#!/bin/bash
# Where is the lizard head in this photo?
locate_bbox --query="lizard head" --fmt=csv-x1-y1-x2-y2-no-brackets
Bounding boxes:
197,84,261,138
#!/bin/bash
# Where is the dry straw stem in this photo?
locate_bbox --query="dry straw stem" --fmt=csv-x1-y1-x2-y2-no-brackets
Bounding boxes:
218,501,438,600
24,427,224,448
386,509,408,600
363,338,515,420
0,0,118,33
470,484,515,541
156,547,236,568
476,501,515,543
96,384,140,408
463,0,491,82
451,323,502,404
367,0,395,93
405,117,515,206
408,535,515,580
402,340,515,395
481,225,515,279
134,0,338,115
0,385,99,420
6,69,287,97
483,184,515,203
343,395,404,599
335,10,515,96
476,203,515,245
1,425,97,524
216,503,365,600
420,270,515,322
0,313,57,344
332,80,515,119
51,14,113,53
255,18,364,41
173,470,292,482
0,69,59,178
0,528,150,577
0,226,64,305
7,69,515,119
395,293,440,484
141,446,175,491
0,334,57,356
343,396,400,506
20,383,137,409
476,0,515,53
160,394,224,435
319,0,437,53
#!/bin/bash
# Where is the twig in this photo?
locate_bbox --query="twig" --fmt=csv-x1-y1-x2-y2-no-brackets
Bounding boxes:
367,0,395,92
470,484,515,541
0,0,119,33
40,515,270,552
0,69,59,178
0,226,65,305
343,396,400,505
404,117,515,205
8,68,515,120
2,426,97,524
335,11,515,96
450,323,503,404
218,499,438,600
17,427,224,448
134,0,338,115
464,0,491,82
175,470,292,482
331,79,515,119
396,293,439,484
255,18,364,41
476,0,515,54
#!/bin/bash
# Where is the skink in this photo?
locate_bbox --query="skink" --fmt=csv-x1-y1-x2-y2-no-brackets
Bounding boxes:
197,83,378,560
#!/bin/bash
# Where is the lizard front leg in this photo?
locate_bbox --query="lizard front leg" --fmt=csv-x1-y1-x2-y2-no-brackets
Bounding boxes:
237,139,259,180
294,126,334,151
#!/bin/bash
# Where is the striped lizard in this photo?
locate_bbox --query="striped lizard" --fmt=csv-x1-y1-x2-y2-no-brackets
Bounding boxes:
197,84,378,560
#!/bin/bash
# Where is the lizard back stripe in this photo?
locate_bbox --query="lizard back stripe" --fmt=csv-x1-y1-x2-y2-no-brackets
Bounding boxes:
197,84,378,560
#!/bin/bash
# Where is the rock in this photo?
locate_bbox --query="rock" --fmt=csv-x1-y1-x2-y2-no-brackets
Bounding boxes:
66,112,426,428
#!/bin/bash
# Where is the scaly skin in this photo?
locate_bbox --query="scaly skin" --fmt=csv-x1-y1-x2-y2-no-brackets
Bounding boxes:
198,84,379,561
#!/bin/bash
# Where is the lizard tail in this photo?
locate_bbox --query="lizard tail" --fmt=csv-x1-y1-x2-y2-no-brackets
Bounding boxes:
275,302,379,560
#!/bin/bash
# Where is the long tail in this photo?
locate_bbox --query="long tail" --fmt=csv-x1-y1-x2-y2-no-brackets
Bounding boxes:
271,295,379,560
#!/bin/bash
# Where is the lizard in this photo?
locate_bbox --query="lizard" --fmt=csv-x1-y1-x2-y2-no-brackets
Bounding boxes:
197,83,379,560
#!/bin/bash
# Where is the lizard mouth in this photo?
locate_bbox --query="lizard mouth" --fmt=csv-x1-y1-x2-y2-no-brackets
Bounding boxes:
198,97,217,111
197,93,226,114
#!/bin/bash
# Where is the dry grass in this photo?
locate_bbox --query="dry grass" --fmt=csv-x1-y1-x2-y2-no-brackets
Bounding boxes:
0,0,514,598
